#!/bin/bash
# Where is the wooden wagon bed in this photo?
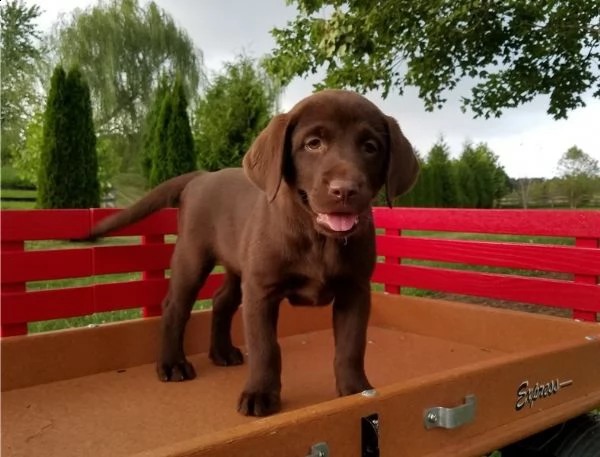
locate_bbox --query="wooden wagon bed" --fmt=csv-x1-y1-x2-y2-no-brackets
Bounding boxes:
2,208,599,457
3,294,600,457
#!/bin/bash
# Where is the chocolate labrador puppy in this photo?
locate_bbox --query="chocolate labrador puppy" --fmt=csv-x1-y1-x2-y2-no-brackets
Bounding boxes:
86,89,419,416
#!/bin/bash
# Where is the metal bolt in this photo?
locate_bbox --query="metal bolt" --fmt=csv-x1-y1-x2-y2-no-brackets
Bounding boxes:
361,389,377,397
307,442,329,457
426,411,439,424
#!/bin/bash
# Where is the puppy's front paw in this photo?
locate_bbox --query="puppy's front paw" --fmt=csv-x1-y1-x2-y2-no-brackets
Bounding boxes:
337,375,373,397
209,345,244,366
156,359,196,382
237,390,281,417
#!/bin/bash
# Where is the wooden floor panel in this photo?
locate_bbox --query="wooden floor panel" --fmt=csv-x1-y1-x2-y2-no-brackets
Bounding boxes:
2,326,504,457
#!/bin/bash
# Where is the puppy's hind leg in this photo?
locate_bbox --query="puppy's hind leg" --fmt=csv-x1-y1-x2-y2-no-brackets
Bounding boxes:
209,270,244,366
157,242,215,382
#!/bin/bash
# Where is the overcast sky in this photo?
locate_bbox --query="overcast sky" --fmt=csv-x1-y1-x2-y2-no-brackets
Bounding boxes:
29,0,600,178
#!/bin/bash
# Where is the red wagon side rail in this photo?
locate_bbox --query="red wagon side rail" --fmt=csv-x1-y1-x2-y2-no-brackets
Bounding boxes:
1,208,599,337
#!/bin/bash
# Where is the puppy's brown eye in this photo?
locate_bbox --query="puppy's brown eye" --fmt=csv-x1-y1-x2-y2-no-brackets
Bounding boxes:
305,137,323,152
364,141,378,154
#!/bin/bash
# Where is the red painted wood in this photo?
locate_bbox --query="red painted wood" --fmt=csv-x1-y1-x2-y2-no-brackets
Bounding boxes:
93,243,174,275
372,263,600,312
142,235,166,317
384,228,401,294
573,238,599,322
2,274,225,325
1,209,91,241
1,240,28,336
2,248,94,284
376,235,600,276
372,207,600,238
2,287,95,324
90,208,179,237
94,274,224,313
94,279,169,313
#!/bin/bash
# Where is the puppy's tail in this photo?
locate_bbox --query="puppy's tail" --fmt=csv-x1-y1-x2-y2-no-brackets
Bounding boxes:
83,171,203,241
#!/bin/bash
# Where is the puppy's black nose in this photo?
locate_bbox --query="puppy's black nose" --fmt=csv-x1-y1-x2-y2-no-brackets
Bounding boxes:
328,180,359,201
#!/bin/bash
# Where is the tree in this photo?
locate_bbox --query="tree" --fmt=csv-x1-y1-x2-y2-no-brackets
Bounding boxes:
141,74,170,183
194,54,281,171
149,75,196,187
556,146,600,208
453,158,478,208
426,138,458,207
265,0,600,120
166,75,196,178
53,0,205,170
38,65,100,209
0,0,44,162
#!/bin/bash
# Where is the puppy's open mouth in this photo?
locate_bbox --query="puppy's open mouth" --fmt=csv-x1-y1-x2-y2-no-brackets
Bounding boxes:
315,213,359,232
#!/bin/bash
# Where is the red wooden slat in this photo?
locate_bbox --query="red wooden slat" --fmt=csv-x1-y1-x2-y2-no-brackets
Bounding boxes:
384,228,401,294
94,279,169,312
376,235,600,276
93,274,225,313
1,287,95,324
90,208,179,237
1,209,91,241
141,235,167,318
372,263,600,312
1,240,27,336
372,207,600,238
1,249,93,284
93,243,174,275
573,238,599,321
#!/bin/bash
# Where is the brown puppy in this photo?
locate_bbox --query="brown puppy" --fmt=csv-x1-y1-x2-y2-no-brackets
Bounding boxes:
86,89,419,417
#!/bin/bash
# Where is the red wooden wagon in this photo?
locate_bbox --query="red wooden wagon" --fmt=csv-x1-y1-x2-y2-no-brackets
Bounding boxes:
1,207,599,457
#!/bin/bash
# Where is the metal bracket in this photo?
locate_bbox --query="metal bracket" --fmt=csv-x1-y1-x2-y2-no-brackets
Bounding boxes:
423,394,477,430
306,442,329,457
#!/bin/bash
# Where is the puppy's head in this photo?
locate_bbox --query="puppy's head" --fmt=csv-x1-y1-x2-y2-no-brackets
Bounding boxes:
243,89,419,238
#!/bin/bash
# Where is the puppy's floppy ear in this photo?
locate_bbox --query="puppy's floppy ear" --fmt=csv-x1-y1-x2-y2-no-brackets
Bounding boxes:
384,116,420,207
243,113,290,202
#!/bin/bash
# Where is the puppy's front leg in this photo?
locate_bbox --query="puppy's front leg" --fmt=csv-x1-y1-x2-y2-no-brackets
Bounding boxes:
237,282,282,417
333,281,373,396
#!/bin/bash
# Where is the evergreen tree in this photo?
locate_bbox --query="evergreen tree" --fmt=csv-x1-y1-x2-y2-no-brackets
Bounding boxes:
167,74,196,177
149,90,174,187
427,138,458,207
453,155,478,208
38,64,99,208
141,74,170,183
66,66,100,208
148,74,196,187
38,65,68,208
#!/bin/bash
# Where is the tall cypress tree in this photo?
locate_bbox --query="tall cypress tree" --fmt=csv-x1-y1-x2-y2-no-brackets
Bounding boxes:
38,65,67,208
66,66,100,208
141,74,170,183
149,74,196,188
38,64,100,208
149,91,174,187
167,74,196,176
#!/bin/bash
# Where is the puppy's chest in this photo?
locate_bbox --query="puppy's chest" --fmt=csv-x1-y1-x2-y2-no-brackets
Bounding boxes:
284,244,347,307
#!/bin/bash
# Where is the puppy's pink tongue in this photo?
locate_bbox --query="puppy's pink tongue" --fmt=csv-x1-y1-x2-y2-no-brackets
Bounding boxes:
316,213,358,232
